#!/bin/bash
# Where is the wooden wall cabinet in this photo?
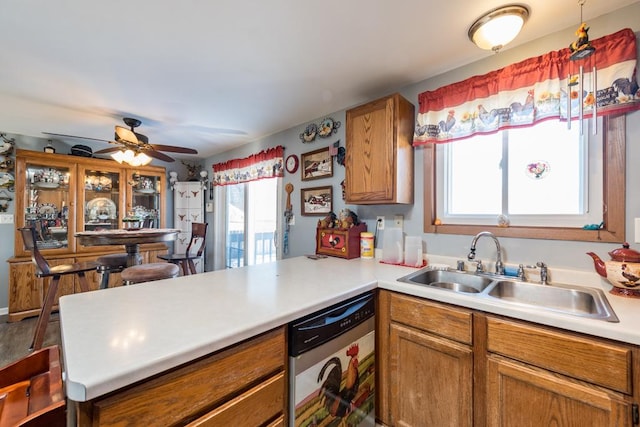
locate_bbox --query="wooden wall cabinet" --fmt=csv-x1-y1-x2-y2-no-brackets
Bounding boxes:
8,149,168,321
377,290,640,427
76,327,286,427
345,93,415,204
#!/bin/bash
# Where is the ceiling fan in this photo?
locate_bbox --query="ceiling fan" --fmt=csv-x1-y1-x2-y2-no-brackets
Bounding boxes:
43,117,198,163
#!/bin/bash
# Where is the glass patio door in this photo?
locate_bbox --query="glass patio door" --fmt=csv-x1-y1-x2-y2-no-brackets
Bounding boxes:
225,178,279,268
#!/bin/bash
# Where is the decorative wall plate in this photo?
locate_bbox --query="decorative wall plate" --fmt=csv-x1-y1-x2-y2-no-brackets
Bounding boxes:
318,117,340,138
299,124,318,143
0,172,15,188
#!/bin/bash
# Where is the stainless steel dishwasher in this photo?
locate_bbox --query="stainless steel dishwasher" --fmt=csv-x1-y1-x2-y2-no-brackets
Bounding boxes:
288,291,375,427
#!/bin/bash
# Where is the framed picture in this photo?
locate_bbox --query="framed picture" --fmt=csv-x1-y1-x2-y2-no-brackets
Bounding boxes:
301,186,332,216
301,147,333,181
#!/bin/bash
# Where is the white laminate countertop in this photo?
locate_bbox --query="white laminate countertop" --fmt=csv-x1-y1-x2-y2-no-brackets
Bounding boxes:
60,256,640,402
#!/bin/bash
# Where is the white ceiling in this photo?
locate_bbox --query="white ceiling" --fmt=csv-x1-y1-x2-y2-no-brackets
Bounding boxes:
1,0,638,160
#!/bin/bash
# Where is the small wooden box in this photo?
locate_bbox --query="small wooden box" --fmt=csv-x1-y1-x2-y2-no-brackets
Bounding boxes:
316,223,367,259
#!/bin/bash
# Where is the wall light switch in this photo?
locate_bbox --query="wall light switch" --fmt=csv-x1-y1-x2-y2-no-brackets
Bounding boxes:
0,213,14,224
635,218,640,243
205,203,213,212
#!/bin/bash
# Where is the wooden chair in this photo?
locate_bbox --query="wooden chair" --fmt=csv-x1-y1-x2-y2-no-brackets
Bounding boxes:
18,227,100,351
96,217,155,288
157,222,208,275
0,346,65,427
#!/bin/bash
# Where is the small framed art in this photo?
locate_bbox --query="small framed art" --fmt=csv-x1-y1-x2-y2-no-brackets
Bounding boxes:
301,147,333,181
301,185,332,216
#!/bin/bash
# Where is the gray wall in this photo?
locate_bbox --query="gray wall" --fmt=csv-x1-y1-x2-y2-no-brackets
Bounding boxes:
202,3,640,274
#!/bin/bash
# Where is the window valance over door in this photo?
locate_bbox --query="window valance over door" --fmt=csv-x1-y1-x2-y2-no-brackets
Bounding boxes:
413,28,639,145
212,145,284,186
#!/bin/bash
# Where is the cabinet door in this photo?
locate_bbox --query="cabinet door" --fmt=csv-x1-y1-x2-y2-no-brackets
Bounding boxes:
78,164,125,238
486,355,631,427
129,171,163,228
15,156,76,257
9,262,42,318
345,93,414,204
389,323,473,427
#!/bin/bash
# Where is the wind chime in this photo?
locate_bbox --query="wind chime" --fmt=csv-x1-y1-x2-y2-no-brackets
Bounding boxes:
567,0,597,135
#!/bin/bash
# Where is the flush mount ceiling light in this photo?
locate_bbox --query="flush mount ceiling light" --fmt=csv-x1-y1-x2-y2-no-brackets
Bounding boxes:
468,5,530,52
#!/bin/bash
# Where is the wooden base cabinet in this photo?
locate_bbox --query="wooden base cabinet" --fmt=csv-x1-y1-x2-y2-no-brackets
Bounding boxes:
389,323,473,427
486,356,630,426
76,327,286,427
378,291,474,426
377,290,640,427
485,316,635,427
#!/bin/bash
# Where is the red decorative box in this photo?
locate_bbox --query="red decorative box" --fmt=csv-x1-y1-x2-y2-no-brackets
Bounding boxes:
316,223,367,259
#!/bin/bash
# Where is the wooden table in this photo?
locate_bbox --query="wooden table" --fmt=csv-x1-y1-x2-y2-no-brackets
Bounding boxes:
74,228,180,267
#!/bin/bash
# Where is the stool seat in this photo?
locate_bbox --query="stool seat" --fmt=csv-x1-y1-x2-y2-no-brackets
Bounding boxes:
121,263,180,285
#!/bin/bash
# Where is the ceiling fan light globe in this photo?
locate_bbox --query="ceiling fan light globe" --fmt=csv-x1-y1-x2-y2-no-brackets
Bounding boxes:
111,150,126,164
135,152,153,166
123,149,136,163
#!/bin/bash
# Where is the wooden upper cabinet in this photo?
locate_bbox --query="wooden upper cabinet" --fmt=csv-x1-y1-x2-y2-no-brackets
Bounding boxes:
345,93,415,204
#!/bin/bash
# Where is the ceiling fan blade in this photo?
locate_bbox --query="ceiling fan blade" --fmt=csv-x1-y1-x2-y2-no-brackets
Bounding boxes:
42,132,110,143
115,126,139,143
149,144,198,155
94,146,123,155
145,149,175,163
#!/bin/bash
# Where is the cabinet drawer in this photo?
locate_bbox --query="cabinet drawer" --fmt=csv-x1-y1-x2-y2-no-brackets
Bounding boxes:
186,372,284,426
389,292,473,345
486,317,632,394
88,327,285,426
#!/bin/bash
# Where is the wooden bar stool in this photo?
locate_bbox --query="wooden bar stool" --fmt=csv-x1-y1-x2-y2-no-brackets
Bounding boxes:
19,227,100,351
158,222,208,275
121,262,180,285
96,252,140,289
96,217,154,288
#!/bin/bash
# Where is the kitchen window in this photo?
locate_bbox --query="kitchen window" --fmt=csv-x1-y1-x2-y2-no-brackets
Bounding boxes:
423,114,626,242
439,119,603,228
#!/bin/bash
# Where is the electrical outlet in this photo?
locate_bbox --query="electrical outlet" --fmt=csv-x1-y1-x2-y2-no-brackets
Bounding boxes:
393,214,404,229
376,216,385,230
635,218,640,243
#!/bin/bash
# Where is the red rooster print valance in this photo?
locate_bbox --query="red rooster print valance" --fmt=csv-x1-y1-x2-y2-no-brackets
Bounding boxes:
414,28,639,145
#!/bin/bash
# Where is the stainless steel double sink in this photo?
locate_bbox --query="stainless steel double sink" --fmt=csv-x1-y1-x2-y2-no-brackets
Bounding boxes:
397,267,619,322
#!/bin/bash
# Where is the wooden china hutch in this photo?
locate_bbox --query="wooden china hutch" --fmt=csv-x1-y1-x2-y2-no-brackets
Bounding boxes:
7,149,169,322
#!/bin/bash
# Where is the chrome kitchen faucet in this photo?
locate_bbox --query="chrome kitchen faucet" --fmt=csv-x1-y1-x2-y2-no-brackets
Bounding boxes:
468,231,505,275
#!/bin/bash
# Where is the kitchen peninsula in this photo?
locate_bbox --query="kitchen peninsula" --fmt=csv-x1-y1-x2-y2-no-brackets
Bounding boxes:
60,256,640,425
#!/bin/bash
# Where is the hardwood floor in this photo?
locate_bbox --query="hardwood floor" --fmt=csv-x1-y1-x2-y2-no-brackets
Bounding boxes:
0,313,62,368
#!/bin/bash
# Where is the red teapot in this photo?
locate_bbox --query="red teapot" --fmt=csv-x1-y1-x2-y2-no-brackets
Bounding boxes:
587,243,640,297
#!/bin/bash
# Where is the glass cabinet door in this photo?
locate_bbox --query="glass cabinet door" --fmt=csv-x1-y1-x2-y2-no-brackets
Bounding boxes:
129,171,162,228
24,163,72,252
78,165,124,235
